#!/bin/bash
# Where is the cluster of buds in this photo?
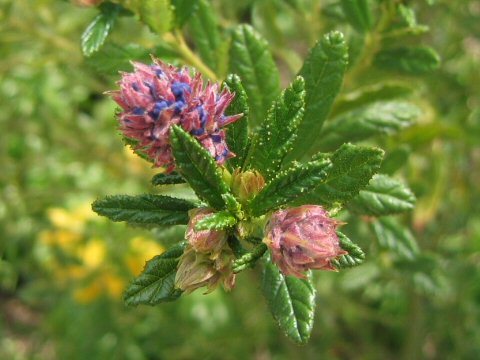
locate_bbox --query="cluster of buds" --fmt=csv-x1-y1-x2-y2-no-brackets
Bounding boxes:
109,59,242,172
264,205,346,278
175,209,235,293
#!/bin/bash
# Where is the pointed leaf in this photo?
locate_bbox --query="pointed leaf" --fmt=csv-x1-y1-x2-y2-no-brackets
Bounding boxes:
262,259,316,344
92,194,195,225
171,0,199,27
189,0,221,71
297,144,384,207
331,232,365,269
124,242,186,306
151,172,185,186
170,125,230,209
81,9,118,56
230,25,280,126
374,46,441,75
248,77,306,180
86,43,152,75
248,159,331,217
340,0,374,32
138,0,173,35
319,101,420,150
195,210,237,231
371,217,419,260
223,74,250,169
287,31,348,160
349,174,416,216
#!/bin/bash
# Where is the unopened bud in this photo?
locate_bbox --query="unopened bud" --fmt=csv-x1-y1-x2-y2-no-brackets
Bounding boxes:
186,208,227,254
231,169,266,204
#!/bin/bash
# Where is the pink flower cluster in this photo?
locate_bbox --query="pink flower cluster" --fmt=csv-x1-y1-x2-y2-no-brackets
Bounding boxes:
264,205,346,278
109,59,242,172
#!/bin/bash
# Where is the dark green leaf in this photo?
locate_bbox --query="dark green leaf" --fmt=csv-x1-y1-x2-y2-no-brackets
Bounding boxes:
195,210,237,231
287,31,348,161
124,242,186,306
297,144,384,207
248,77,306,180
189,0,221,71
86,43,151,75
151,172,185,186
331,232,365,269
262,259,316,344
232,243,267,273
230,24,280,126
374,46,441,75
340,0,373,32
349,174,416,216
92,194,195,225
138,0,173,35
319,101,420,150
170,125,230,209
248,159,331,217
81,10,118,57
371,217,419,260
223,74,250,169
171,0,199,27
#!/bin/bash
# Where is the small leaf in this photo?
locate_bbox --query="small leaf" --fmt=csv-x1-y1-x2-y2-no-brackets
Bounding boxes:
374,46,441,75
262,258,316,344
86,43,152,75
151,172,185,186
81,9,118,57
248,159,331,217
297,144,384,208
349,174,416,216
340,0,374,32
138,0,173,35
170,125,230,209
248,77,306,180
195,210,237,231
171,0,199,27
331,232,365,269
371,217,419,260
230,24,281,126
287,31,348,161
124,242,186,306
232,243,267,273
92,194,195,225
189,0,221,71
223,74,250,169
318,101,421,150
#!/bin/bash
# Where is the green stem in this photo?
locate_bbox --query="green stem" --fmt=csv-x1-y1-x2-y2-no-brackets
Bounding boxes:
164,30,219,81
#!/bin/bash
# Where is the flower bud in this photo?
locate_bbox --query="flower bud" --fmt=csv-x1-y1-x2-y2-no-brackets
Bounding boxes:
175,246,236,294
264,205,347,278
186,208,227,254
231,169,266,204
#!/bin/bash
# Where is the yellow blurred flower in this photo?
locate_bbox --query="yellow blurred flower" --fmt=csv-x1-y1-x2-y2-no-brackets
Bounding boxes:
126,236,164,275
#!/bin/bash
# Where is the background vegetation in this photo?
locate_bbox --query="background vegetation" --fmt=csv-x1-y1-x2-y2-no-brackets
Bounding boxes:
1,0,479,359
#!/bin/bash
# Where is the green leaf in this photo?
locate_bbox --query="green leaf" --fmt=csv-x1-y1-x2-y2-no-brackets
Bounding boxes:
340,0,373,32
81,9,118,57
318,101,421,150
230,24,281,126
124,242,186,306
297,144,384,207
223,74,250,169
151,172,185,186
195,210,237,231
374,46,441,75
92,194,195,225
287,31,348,161
232,243,267,273
371,217,419,260
171,0,199,27
331,82,413,117
189,0,221,71
248,77,306,180
262,259,316,344
86,43,151,75
331,232,365,269
248,159,331,217
138,0,173,35
349,174,416,216
170,125,230,209
380,146,411,175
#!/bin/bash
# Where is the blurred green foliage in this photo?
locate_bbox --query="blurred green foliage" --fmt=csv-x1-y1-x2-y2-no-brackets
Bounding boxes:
1,0,479,359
